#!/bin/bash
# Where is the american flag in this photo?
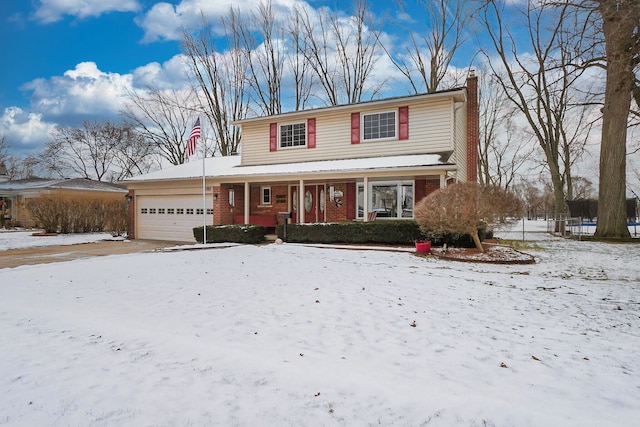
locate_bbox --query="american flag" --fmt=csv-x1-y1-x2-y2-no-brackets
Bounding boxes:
185,118,201,160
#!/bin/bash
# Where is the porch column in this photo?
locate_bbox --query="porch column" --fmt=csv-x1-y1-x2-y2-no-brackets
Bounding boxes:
439,173,446,189
363,176,370,221
244,181,250,224
298,179,305,223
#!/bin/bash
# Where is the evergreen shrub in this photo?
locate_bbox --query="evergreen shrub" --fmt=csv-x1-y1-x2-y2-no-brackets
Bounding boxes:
194,224,267,244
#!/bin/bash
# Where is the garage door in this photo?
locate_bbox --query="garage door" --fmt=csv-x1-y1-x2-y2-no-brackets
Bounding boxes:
136,195,213,242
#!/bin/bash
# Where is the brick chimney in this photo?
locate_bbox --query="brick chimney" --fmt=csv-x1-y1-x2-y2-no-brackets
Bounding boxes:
466,71,479,183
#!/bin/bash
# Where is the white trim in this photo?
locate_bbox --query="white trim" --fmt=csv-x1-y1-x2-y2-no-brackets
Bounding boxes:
361,110,398,142
260,185,272,205
278,121,307,149
357,179,415,220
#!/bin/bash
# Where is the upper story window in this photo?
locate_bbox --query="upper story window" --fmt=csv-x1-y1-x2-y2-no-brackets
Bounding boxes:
363,111,396,141
280,122,306,148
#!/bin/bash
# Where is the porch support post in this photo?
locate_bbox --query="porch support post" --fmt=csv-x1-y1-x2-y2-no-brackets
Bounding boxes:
244,181,250,224
439,173,446,189
363,176,370,221
298,179,305,223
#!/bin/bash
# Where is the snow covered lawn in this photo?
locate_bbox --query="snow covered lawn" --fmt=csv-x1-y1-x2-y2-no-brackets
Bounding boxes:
0,230,115,251
1,227,639,426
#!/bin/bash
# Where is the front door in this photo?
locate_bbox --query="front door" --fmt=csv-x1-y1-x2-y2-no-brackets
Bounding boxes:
290,185,325,223
303,185,317,223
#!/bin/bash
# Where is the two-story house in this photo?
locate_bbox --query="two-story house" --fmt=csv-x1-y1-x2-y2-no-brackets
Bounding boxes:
124,73,478,242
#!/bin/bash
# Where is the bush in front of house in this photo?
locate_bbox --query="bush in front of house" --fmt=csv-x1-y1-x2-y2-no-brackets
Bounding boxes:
276,220,485,247
26,194,127,235
193,224,267,244
414,182,521,252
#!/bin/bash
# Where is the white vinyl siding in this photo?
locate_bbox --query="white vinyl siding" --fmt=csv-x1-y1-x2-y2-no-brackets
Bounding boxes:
240,97,456,166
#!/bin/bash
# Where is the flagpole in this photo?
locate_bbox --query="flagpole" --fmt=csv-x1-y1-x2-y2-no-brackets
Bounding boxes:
202,131,207,245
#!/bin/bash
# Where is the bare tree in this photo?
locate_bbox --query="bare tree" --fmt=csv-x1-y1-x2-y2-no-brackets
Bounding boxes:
478,0,597,215
182,14,248,156
230,0,285,116
592,0,639,238
295,0,384,105
37,120,149,181
389,0,472,94
286,6,315,111
478,71,535,190
122,86,200,165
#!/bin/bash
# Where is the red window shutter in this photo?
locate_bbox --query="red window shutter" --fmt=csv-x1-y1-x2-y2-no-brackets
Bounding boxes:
307,118,316,148
399,106,409,140
269,123,277,152
346,182,356,219
351,112,360,144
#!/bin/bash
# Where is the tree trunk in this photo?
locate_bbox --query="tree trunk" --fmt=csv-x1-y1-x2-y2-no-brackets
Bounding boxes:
594,1,635,239
470,229,484,253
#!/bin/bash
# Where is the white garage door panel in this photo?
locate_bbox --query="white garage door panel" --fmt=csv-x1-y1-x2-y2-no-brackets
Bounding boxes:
137,195,213,242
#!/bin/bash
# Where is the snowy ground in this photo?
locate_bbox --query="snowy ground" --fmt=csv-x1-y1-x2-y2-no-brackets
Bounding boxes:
0,230,115,251
1,222,639,426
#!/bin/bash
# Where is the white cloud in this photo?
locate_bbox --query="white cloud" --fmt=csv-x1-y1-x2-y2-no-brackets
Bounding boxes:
136,0,303,43
32,0,140,23
131,54,191,90
0,107,57,151
6,59,192,151
22,62,133,120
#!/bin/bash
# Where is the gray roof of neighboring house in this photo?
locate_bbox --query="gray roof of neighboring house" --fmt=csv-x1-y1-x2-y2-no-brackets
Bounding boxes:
0,177,127,193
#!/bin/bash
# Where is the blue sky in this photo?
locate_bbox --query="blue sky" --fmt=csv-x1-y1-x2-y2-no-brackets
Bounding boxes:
0,0,482,155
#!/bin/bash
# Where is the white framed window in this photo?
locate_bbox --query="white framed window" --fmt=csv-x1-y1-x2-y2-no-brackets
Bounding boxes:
177,208,184,214
186,208,194,215
363,111,396,141
167,208,175,214
158,208,165,214
261,186,272,205
141,208,148,214
229,189,235,207
279,122,306,148
196,208,204,215
357,180,414,219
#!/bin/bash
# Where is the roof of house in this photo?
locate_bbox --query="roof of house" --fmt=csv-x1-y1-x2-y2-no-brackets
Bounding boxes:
0,177,127,193
123,153,454,184
232,87,467,125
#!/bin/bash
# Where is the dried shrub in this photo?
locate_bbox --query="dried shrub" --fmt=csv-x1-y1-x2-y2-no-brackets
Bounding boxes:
414,182,522,252
26,194,127,235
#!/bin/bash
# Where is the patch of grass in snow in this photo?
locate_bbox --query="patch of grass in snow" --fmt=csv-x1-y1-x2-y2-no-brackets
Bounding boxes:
497,239,545,251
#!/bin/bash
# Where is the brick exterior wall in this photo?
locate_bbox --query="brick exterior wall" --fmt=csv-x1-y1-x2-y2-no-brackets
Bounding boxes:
466,73,479,183
325,182,348,222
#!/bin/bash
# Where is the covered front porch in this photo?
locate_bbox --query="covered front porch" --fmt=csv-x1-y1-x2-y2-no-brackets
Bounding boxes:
212,174,451,228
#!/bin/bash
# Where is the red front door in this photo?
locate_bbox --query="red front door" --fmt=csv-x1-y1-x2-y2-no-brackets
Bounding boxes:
303,185,317,223
291,185,325,223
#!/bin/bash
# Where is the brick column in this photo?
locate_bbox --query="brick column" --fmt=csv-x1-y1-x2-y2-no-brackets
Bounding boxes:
466,72,479,183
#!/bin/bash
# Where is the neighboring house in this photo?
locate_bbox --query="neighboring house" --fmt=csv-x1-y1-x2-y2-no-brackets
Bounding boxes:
0,175,127,228
124,73,479,242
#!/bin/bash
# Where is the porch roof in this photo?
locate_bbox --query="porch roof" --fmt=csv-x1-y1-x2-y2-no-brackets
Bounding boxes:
124,153,454,184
